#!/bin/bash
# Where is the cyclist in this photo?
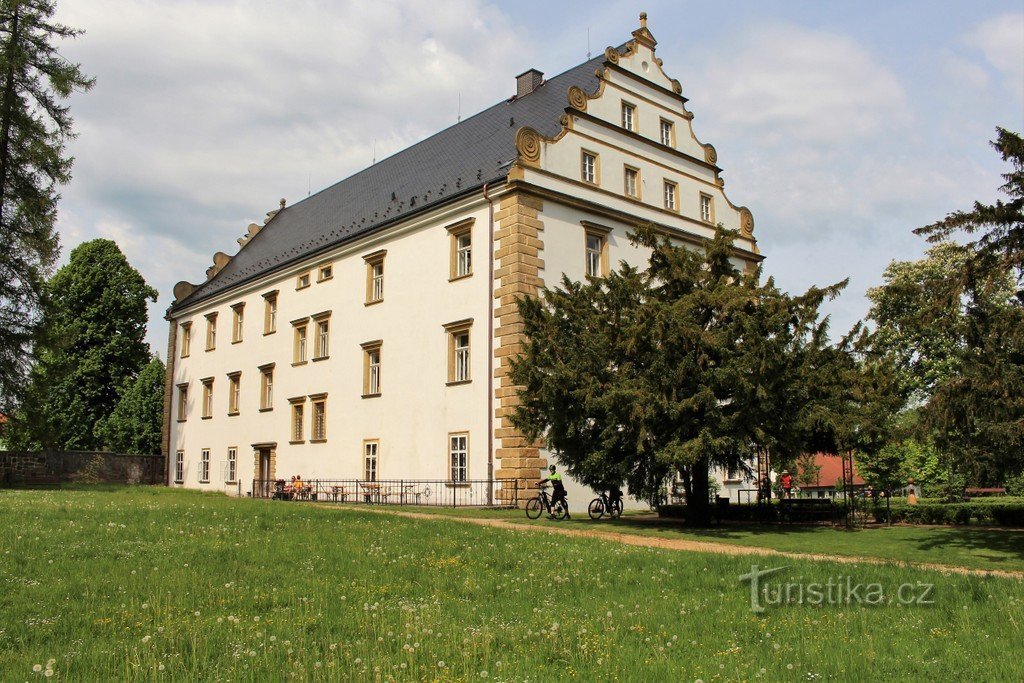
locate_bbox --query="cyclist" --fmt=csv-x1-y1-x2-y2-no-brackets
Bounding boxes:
538,464,570,520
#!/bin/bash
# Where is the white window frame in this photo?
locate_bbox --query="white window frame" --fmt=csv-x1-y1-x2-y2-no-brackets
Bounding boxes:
263,291,278,334
260,365,275,410
660,118,674,147
621,101,636,132
290,400,305,443
449,433,468,483
581,150,598,184
315,317,330,359
227,372,240,415
456,232,472,277
364,440,379,481
226,447,237,483
311,396,327,441
231,303,244,343
664,181,678,211
175,451,184,483
201,378,214,419
624,166,639,198
200,449,211,483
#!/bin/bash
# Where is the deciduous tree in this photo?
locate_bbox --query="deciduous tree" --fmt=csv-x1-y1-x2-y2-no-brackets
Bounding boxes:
95,356,165,455
6,239,157,449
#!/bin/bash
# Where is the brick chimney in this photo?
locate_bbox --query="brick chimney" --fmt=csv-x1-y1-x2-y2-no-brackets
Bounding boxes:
516,69,544,98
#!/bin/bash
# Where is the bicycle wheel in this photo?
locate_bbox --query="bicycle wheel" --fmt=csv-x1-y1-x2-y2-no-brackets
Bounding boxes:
588,498,605,520
525,497,544,520
609,499,623,519
555,500,569,520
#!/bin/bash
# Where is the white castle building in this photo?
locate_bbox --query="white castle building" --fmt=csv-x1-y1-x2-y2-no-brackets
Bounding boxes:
162,14,761,508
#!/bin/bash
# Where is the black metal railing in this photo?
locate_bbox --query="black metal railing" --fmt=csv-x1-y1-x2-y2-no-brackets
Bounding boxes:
250,478,521,508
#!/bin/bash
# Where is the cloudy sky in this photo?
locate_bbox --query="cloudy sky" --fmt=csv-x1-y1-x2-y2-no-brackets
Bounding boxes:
53,0,1024,356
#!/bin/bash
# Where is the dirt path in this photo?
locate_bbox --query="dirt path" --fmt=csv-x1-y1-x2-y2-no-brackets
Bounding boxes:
321,505,1024,580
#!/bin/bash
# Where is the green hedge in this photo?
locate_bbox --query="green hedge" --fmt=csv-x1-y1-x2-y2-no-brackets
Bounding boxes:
887,500,1024,526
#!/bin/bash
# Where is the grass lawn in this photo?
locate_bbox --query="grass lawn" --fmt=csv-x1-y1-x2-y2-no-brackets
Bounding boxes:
373,505,1024,573
0,487,1022,680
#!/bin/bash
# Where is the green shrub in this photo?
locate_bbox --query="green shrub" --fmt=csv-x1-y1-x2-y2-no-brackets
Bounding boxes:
888,500,1024,526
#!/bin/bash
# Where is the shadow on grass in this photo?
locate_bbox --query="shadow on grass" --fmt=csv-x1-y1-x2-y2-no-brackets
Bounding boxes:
553,514,1024,567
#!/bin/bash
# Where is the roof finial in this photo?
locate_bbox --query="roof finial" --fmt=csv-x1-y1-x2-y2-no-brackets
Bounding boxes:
639,11,647,28
280,198,286,210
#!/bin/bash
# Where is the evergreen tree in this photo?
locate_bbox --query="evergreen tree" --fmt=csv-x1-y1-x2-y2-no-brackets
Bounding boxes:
511,225,854,524
95,356,165,455
6,239,157,449
0,1,93,415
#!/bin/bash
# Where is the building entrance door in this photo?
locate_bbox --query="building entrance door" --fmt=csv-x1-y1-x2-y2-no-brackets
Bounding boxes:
257,448,271,497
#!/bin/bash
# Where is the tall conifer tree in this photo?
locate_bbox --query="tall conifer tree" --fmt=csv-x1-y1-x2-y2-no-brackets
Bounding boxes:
0,1,93,414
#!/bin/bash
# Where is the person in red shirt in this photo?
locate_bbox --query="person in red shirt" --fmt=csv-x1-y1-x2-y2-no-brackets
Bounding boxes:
780,470,793,498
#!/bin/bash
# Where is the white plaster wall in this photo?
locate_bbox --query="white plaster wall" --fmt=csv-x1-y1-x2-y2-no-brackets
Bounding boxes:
169,198,492,494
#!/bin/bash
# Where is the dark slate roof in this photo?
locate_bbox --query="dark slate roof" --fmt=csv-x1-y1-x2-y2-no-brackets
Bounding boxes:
172,50,615,312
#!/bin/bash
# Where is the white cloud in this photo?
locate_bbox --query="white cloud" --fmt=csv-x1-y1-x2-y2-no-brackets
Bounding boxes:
963,12,1024,99
691,23,911,145
53,0,531,354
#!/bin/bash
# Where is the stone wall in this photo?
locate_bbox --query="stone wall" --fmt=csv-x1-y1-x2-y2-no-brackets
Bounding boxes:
0,450,166,486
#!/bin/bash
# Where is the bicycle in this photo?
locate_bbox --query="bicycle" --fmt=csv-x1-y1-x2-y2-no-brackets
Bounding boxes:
525,485,569,520
588,490,624,520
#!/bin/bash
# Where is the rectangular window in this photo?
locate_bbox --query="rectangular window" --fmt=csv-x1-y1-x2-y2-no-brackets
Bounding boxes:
660,118,674,147
317,263,333,282
226,447,237,483
448,219,474,280
311,395,327,441
584,226,610,278
293,320,308,364
296,271,311,289
259,364,275,410
664,180,678,211
263,291,278,334
581,150,598,184
201,378,214,419
231,303,244,343
362,341,382,396
449,433,468,482
200,449,210,483
176,383,188,421
290,399,305,443
624,166,639,198
445,319,473,384
621,101,636,131
700,193,714,224
227,372,241,415
313,314,330,360
363,440,379,481
175,451,184,483
180,322,191,358
364,250,386,304
205,312,217,351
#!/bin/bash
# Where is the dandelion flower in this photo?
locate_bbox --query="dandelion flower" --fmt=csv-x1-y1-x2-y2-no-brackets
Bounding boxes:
33,664,43,672
44,670,53,677
142,636,151,643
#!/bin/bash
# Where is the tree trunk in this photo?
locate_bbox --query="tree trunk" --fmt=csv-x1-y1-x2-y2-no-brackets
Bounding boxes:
0,3,22,226
684,458,712,526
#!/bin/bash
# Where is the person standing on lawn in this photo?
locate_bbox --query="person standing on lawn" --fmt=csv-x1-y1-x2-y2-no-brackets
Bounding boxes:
538,465,570,520
780,470,793,498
